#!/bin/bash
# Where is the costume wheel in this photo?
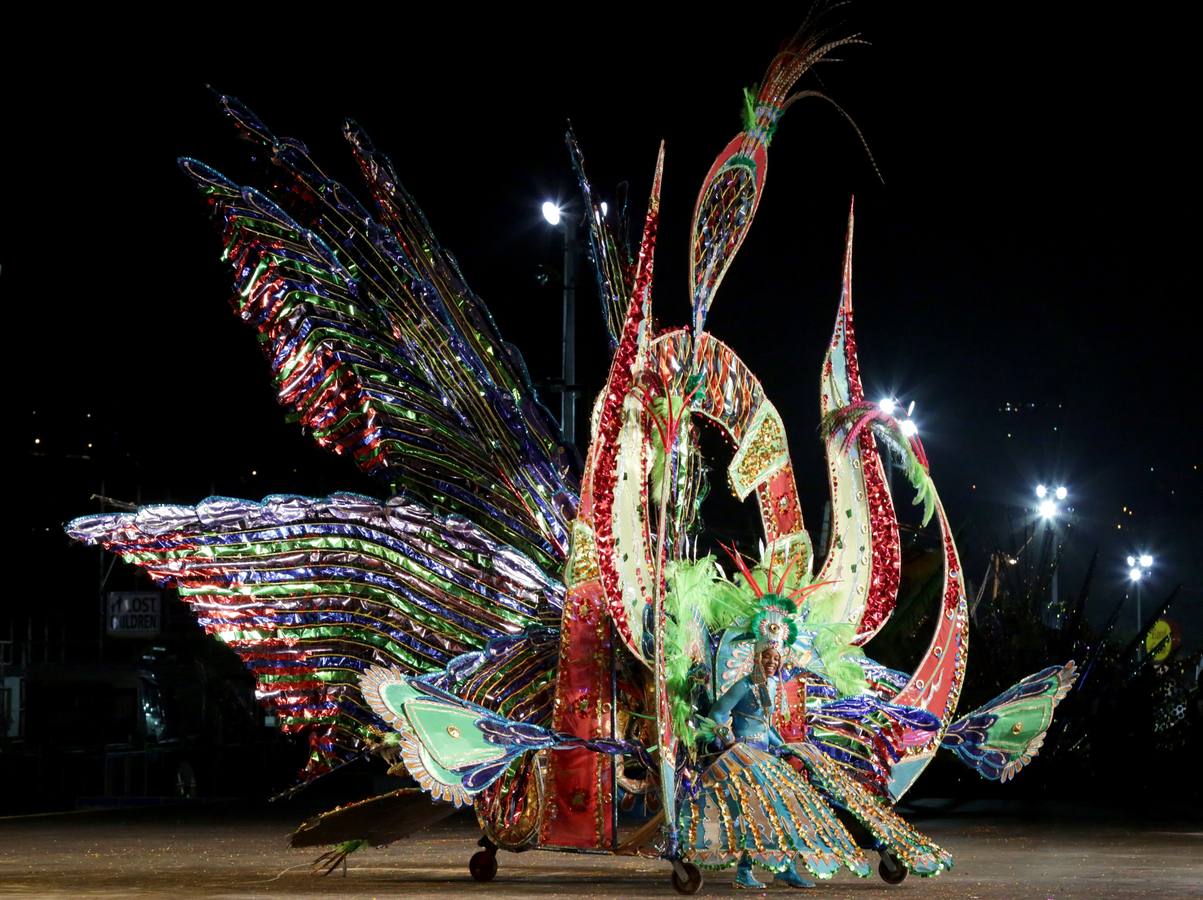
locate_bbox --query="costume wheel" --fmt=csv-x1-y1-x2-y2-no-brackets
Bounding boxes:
469,849,498,883
670,861,704,895
878,851,907,885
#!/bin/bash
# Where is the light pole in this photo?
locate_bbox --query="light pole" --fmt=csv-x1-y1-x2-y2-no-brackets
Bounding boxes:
1034,484,1069,621
542,202,578,447
1127,553,1154,635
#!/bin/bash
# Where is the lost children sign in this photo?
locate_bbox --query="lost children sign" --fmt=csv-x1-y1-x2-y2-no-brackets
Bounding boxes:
107,592,161,637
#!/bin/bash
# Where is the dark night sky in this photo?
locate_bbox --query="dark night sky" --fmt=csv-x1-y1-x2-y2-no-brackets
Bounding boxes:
13,8,1199,646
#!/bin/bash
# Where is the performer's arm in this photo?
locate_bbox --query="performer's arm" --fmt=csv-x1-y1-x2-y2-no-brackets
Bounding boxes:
709,680,747,746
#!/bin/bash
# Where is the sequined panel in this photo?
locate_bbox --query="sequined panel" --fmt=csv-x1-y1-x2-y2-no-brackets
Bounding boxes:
730,402,789,499
688,143,768,338
651,331,766,443
566,521,601,587
540,578,615,849
589,148,662,663
891,499,969,742
815,207,900,644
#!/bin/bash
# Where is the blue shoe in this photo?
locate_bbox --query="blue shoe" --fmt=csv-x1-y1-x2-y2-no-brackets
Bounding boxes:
735,856,766,890
774,861,815,889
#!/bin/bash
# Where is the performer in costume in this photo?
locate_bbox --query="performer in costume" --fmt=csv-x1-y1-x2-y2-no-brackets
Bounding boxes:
681,576,953,885
708,635,820,889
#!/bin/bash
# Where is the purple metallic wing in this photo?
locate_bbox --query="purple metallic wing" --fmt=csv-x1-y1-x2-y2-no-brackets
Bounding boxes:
179,95,577,573
68,493,563,780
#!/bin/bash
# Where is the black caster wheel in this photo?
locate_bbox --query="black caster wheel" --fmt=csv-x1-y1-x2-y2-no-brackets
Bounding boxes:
469,848,498,883
671,861,704,895
878,851,907,885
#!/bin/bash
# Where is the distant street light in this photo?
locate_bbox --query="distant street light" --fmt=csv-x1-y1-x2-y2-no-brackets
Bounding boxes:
876,396,915,434
877,397,918,499
1036,483,1068,501
1032,481,1070,624
541,201,562,226
1126,552,1154,637
1034,484,1068,522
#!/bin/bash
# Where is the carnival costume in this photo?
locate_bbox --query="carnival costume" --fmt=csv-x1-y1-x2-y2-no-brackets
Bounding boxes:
678,578,952,886
67,18,1077,894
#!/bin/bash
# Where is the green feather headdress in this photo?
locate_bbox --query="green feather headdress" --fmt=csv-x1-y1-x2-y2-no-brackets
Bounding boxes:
750,594,800,650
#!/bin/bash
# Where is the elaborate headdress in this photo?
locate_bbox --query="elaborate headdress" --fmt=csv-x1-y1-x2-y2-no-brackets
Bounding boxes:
721,544,828,660
707,543,832,678
750,594,799,655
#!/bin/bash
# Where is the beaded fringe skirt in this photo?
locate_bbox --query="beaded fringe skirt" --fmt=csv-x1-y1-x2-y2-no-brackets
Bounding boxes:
680,743,869,877
790,743,954,876
679,742,952,878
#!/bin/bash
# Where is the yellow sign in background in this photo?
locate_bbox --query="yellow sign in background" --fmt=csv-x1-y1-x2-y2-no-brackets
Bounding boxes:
1144,619,1176,661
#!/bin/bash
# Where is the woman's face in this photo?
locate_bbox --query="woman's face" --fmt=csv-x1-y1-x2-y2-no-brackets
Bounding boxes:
759,647,782,677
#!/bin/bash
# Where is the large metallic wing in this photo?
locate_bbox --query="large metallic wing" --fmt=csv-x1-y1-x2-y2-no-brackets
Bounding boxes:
180,96,577,572
941,662,1078,782
567,127,634,350
68,493,563,779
